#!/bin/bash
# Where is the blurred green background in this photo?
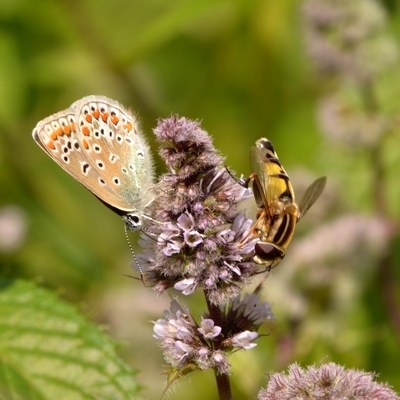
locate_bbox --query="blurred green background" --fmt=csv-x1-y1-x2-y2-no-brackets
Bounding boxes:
1,0,400,398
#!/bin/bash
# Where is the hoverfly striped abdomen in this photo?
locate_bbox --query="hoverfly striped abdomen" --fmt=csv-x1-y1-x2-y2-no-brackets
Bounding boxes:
238,138,326,270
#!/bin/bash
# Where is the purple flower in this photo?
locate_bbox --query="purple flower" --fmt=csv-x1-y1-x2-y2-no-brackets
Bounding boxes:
176,213,195,231
174,341,193,364
198,319,222,339
184,230,204,248
137,115,259,305
154,297,272,375
174,278,197,295
258,362,400,400
154,300,230,373
229,331,258,349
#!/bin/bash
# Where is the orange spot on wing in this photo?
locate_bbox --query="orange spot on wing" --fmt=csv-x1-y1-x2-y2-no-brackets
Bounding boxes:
47,141,56,150
85,114,92,123
71,122,76,132
111,115,119,125
101,112,109,122
55,127,63,136
82,139,89,149
63,125,71,135
82,126,91,136
123,122,133,132
92,110,100,119
50,131,58,140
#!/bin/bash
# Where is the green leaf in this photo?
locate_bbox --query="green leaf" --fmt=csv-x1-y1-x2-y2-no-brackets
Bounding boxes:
0,280,141,400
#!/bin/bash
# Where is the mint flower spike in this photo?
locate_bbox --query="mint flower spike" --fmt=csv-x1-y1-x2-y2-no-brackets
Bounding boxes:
259,362,400,400
153,299,229,374
154,295,274,376
137,115,259,305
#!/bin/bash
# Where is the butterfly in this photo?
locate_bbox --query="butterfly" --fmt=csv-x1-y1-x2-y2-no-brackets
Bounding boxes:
32,95,155,234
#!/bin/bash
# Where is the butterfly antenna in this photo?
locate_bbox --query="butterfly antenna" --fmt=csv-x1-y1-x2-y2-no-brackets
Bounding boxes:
124,224,146,284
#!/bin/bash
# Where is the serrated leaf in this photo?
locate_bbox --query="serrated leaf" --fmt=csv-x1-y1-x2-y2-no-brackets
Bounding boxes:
0,280,141,400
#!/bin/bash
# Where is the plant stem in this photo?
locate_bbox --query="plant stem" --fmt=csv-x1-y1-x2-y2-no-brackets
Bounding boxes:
214,369,232,400
205,291,232,400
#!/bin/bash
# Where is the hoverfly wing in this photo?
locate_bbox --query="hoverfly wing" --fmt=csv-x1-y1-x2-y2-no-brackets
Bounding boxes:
251,139,295,206
250,145,270,209
298,176,327,219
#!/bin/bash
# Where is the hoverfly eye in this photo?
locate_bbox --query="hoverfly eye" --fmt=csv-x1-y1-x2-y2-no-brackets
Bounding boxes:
254,242,284,261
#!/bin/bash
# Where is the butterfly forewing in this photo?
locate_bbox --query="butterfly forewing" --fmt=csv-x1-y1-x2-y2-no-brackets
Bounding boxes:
32,96,154,215
33,108,119,205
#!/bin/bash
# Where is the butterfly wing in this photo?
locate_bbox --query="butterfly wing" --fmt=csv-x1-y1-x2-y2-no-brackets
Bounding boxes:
32,96,154,214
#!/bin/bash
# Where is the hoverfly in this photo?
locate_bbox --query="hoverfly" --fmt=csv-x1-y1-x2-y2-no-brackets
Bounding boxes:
238,138,326,269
